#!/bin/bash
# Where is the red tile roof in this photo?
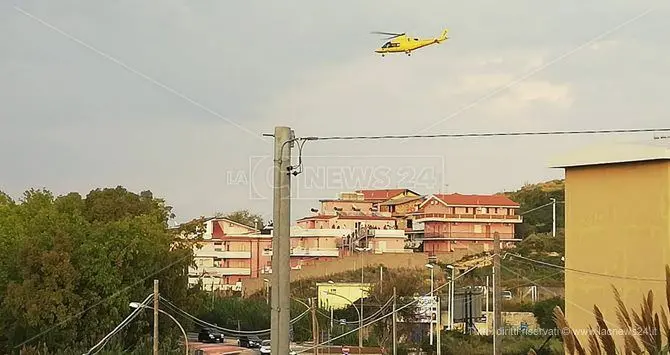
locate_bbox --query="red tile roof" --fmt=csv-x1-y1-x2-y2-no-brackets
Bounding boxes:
296,215,337,221
433,193,519,207
356,189,415,201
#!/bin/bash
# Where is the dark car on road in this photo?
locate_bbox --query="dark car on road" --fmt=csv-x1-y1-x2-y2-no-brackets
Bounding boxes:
237,335,262,348
198,327,224,343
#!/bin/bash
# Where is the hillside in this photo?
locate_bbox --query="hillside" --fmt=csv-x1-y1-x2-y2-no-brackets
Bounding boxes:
503,179,565,239
452,233,564,293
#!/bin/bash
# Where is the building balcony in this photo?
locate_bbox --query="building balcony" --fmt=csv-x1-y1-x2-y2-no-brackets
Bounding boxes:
419,232,519,241
189,266,252,276
414,213,522,224
194,250,251,259
372,248,414,254
366,229,406,238
262,248,340,257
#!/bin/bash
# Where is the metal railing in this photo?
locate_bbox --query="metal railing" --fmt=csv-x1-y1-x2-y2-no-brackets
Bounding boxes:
414,213,522,221
421,232,517,239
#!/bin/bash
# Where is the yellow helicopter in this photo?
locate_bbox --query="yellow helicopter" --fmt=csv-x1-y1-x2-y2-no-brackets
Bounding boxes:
373,29,449,56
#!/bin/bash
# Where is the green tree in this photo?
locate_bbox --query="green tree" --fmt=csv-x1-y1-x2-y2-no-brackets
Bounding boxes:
0,187,202,354
532,297,564,331
218,209,265,229
504,180,565,239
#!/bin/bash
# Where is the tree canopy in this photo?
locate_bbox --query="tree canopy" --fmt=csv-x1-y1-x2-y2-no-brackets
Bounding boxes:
0,186,202,354
217,209,265,229
504,179,565,239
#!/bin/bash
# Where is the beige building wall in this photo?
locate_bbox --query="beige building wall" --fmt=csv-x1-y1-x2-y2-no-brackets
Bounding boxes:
564,159,670,347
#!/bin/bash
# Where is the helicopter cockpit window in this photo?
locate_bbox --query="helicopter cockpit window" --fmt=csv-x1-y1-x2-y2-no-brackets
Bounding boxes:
382,42,392,48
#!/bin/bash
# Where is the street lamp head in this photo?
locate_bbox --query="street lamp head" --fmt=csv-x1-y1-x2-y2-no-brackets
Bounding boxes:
446,265,454,269
425,264,434,269
263,278,269,282
327,280,335,284
129,302,142,309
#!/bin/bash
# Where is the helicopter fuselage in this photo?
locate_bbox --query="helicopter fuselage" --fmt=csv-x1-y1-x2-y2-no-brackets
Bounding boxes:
374,30,448,56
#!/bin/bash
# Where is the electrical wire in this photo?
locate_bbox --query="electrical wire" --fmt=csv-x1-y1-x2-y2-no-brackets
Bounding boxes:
295,257,493,354
316,296,394,325
505,253,665,282
84,293,154,355
303,128,670,141
162,300,310,337
159,297,311,336
519,201,563,215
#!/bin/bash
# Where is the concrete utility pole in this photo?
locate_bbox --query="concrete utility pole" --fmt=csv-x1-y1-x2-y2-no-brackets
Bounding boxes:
360,253,364,349
271,126,293,355
392,287,397,355
380,266,383,294
311,298,318,355
551,198,556,237
493,232,502,355
153,279,159,355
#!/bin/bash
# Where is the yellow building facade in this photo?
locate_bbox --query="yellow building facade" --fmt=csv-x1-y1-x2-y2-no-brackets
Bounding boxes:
551,140,670,348
317,282,372,310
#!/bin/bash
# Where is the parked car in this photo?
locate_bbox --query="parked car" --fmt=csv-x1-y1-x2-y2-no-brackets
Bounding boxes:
198,327,224,343
259,341,297,355
238,335,262,348
259,340,271,354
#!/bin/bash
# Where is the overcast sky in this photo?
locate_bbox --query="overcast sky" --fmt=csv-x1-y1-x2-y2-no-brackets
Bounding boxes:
2,0,668,223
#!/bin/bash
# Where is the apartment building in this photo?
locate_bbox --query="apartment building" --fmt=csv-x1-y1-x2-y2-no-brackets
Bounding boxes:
355,188,421,204
550,139,670,348
365,228,410,254
378,195,424,231
187,217,355,290
187,217,269,291
414,193,523,254
263,226,353,270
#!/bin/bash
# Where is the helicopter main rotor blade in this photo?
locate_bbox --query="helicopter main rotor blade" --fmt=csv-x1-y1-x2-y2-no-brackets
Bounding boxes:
371,31,405,37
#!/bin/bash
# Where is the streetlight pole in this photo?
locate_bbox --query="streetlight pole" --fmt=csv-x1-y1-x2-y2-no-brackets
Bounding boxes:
425,264,434,346
129,302,188,355
322,291,362,348
355,247,370,349
446,265,454,330
550,198,556,237
264,279,270,305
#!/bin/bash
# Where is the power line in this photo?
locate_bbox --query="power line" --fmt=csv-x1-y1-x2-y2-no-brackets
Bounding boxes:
295,256,493,354
520,201,564,215
301,128,670,142
506,253,665,282
159,296,310,336
84,293,154,355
